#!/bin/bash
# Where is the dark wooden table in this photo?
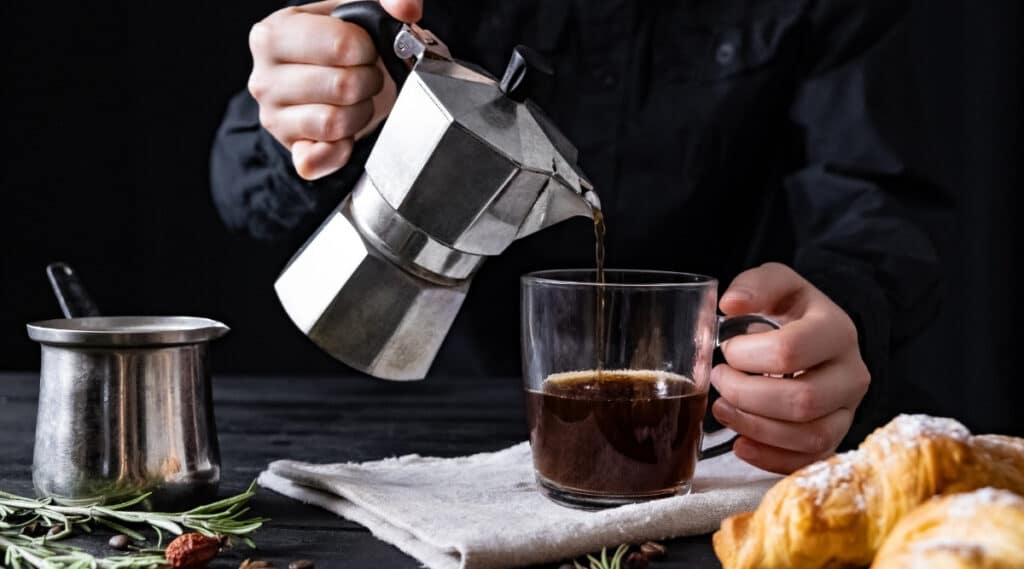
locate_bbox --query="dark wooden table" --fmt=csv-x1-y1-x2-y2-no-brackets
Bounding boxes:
0,372,722,568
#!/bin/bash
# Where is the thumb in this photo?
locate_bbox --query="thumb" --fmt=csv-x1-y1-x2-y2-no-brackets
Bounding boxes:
380,0,422,23
720,262,808,317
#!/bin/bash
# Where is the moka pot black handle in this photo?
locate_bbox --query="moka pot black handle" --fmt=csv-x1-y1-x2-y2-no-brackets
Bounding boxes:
331,1,411,86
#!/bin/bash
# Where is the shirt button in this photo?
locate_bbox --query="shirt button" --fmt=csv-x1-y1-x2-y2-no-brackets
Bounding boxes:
715,42,736,65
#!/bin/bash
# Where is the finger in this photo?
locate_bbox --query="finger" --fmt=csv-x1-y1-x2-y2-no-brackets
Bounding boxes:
254,64,383,107
264,101,374,145
353,59,398,140
291,139,354,180
711,360,869,422
712,399,853,454
720,310,857,374
733,436,829,474
292,0,343,16
380,0,423,22
251,10,377,67
720,262,809,317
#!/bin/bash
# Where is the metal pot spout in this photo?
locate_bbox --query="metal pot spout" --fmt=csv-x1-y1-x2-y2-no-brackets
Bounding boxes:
515,176,598,241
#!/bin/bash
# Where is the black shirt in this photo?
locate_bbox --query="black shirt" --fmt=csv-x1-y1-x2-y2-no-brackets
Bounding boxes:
210,0,944,444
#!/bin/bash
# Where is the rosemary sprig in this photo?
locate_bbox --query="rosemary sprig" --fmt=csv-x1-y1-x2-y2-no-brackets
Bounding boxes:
573,545,630,569
0,482,267,569
0,532,167,569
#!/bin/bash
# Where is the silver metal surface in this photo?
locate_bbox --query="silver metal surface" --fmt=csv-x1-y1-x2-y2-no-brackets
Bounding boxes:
274,204,468,380
27,316,229,347
363,56,595,256
29,319,226,507
275,23,596,380
394,23,449,61
349,176,485,281
394,28,425,60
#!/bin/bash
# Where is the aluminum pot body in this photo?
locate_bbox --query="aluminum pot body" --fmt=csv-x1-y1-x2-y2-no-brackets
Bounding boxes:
28,317,225,508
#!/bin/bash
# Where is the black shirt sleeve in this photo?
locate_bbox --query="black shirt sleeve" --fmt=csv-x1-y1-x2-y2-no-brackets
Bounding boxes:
785,0,947,445
209,90,375,240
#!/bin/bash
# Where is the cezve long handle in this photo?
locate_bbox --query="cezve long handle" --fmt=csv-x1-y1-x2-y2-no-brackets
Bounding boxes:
46,262,101,319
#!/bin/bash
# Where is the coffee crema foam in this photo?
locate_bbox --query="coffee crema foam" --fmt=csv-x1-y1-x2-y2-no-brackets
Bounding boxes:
539,369,699,400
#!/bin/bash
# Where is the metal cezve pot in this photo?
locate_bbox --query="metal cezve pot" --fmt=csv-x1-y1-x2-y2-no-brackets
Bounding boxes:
26,263,227,507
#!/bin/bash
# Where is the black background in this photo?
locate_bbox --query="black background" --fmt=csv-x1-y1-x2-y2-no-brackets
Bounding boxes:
2,2,1021,433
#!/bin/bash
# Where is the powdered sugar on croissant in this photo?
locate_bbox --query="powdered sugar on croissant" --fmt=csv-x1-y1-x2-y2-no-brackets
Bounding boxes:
872,488,1024,569
712,415,1024,569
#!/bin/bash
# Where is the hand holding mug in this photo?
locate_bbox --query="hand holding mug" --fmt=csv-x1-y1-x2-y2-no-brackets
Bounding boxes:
521,270,787,509
712,263,871,474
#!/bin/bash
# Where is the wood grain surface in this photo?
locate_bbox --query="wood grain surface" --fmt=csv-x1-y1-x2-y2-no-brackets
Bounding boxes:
0,372,721,568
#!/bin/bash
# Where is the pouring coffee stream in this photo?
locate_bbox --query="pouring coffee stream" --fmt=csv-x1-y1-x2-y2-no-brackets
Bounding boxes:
593,205,607,374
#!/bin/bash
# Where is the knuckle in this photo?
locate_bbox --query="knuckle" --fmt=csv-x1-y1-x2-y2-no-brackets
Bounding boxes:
270,6,301,25
247,73,268,101
839,317,859,347
330,34,354,63
257,106,275,131
808,426,833,454
367,66,384,93
293,152,315,180
770,337,801,373
318,107,345,140
711,363,734,392
854,362,871,392
736,411,760,436
790,386,819,422
248,21,271,54
337,139,354,165
329,70,355,103
731,267,759,286
760,262,792,277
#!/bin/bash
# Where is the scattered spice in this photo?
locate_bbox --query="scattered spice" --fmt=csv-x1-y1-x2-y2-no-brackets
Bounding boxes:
165,532,222,569
625,551,649,569
288,560,314,569
108,533,132,550
639,541,666,559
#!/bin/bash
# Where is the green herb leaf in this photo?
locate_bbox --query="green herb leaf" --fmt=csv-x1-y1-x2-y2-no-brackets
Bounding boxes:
0,482,267,569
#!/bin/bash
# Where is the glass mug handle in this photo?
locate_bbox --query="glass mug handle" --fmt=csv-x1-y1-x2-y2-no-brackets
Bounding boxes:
700,314,787,460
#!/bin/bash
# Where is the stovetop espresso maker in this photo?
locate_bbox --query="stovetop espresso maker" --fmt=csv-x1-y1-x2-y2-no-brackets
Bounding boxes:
275,2,599,380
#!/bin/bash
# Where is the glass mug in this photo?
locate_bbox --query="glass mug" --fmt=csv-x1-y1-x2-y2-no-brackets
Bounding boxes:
521,269,780,509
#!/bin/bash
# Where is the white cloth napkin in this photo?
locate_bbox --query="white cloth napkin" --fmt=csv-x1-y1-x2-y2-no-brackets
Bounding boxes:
258,442,780,569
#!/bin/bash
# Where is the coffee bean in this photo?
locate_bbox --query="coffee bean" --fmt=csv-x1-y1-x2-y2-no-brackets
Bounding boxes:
625,551,649,569
108,534,131,550
239,560,275,569
640,541,666,559
288,561,314,569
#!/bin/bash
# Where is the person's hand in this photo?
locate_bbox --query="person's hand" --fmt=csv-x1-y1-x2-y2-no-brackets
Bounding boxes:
711,262,870,474
247,0,422,180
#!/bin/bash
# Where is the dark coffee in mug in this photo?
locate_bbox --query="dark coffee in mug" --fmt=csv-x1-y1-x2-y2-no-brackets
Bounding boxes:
525,369,708,496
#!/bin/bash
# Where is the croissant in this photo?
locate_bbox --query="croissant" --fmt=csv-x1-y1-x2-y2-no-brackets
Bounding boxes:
712,415,1024,569
872,488,1024,569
